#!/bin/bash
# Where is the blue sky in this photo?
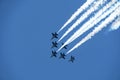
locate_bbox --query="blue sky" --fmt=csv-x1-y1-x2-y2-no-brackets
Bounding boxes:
0,0,120,80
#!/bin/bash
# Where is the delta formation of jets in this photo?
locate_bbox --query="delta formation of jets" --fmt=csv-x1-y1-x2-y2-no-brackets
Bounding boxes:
50,32,75,63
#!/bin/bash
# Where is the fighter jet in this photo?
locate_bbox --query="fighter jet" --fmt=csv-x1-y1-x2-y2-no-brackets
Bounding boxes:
51,32,58,39
51,51,57,57
51,41,58,48
69,56,75,63
62,43,67,49
59,53,66,59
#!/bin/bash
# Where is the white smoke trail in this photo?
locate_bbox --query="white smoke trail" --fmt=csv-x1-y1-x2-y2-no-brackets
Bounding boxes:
58,0,106,42
57,0,95,33
67,6,120,54
66,0,118,46
57,0,118,52
110,16,120,31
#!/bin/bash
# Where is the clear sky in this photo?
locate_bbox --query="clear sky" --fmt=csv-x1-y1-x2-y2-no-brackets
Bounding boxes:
0,0,120,80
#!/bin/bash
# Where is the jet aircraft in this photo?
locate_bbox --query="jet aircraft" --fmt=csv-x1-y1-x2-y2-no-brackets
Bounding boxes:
51,51,57,57
69,56,75,63
51,32,58,39
62,43,67,49
59,53,66,59
51,41,58,48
